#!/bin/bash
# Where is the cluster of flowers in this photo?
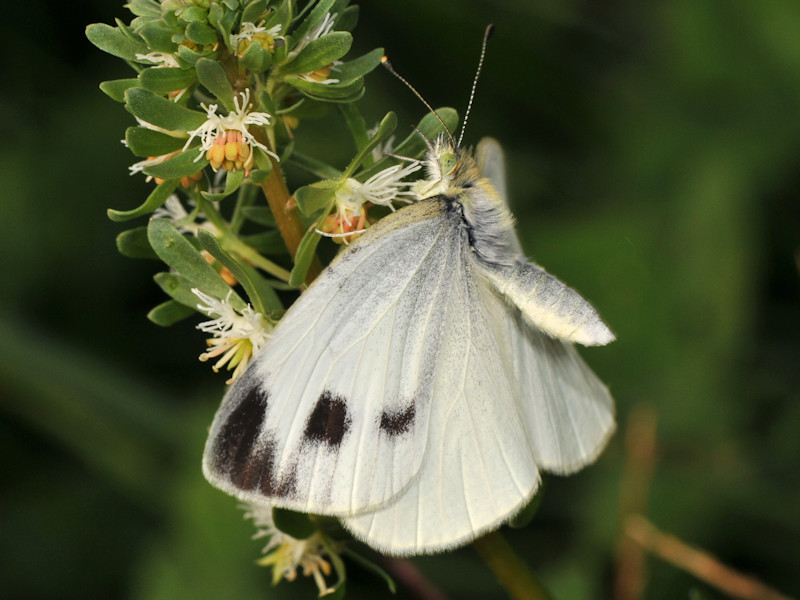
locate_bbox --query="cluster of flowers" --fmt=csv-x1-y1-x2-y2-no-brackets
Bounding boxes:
88,1,440,594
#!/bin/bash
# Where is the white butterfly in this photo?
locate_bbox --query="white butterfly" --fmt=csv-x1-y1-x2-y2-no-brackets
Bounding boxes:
202,135,615,556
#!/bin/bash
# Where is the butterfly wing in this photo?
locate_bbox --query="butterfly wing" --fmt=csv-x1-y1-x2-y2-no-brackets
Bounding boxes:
342,244,541,556
504,306,615,474
203,199,462,515
480,261,615,346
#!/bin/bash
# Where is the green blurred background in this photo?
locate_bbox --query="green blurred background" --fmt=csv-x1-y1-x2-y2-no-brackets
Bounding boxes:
1,1,798,598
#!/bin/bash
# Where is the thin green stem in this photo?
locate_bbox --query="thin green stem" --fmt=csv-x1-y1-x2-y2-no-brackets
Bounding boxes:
472,532,553,600
225,237,291,282
196,194,292,282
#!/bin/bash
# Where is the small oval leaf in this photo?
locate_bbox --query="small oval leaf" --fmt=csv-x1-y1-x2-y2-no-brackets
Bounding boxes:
147,218,246,309
289,225,324,287
147,300,195,326
99,79,140,102
143,150,208,180
294,180,337,216
86,23,147,60
140,67,196,94
195,58,234,109
126,126,186,158
280,31,352,75
108,179,179,222
125,87,207,132
116,227,158,259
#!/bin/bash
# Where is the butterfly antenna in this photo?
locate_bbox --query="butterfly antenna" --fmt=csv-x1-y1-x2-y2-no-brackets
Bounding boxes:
458,24,495,147
381,55,455,143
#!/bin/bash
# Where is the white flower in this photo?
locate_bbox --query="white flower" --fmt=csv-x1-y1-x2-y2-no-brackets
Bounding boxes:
135,51,180,68
335,161,421,216
291,11,337,56
242,503,335,597
316,162,421,243
183,89,277,170
193,289,272,383
230,21,282,51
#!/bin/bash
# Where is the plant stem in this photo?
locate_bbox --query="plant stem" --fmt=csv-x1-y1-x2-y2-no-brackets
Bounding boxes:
196,195,291,282
472,532,553,600
260,157,324,285
225,237,291,282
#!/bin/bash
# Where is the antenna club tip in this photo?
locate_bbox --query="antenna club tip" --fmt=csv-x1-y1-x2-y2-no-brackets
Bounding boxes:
485,24,496,39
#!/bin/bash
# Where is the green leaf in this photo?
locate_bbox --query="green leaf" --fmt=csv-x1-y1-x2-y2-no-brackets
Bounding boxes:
262,0,292,35
342,111,397,178
398,107,459,153
125,126,186,158
334,47,383,83
147,299,195,326
280,32,352,75
200,170,244,202
241,0,268,25
147,218,246,309
143,150,208,180
239,41,272,73
195,59,234,109
208,2,237,43
125,87,207,131
116,227,158,259
198,231,283,314
358,108,459,180
176,43,217,66
108,179,179,222
286,75,364,102
289,218,326,287
186,21,219,46
509,475,547,529
99,78,140,102
290,0,335,43
86,23,147,60
138,22,178,53
140,67,197,94
335,5,359,32
338,102,368,152
294,180,337,216
127,0,162,18
249,168,272,183
271,508,317,539
154,272,203,308
179,6,208,22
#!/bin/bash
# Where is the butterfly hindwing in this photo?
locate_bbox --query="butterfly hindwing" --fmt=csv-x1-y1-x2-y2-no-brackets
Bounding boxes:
203,199,464,515
505,307,615,474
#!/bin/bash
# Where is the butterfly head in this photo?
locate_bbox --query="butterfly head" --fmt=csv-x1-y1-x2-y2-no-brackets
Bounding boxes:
414,135,482,201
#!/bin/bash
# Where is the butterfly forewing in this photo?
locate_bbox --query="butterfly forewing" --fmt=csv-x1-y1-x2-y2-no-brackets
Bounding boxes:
203,200,464,515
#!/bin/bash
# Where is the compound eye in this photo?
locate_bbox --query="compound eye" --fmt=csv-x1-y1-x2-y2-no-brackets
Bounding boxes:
438,152,457,175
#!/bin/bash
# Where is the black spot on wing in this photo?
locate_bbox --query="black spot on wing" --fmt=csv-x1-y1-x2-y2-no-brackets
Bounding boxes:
210,381,297,499
304,391,351,447
379,400,416,437
212,384,268,481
